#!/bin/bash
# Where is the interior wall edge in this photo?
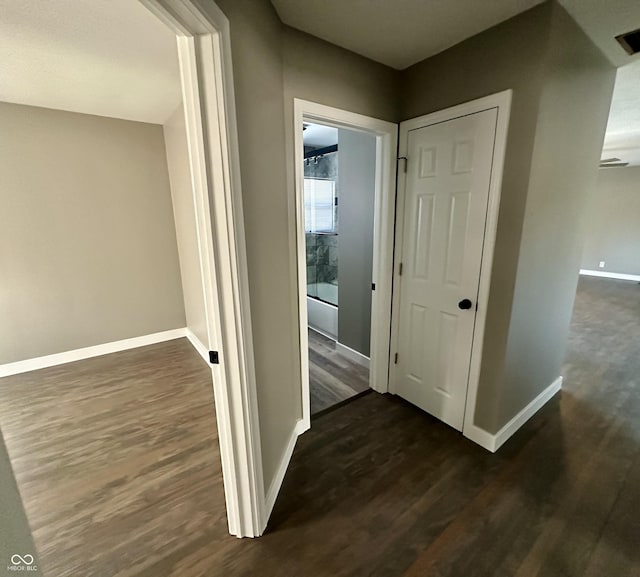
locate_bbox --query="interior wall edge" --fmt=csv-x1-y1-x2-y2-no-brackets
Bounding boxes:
464,375,562,451
263,418,304,531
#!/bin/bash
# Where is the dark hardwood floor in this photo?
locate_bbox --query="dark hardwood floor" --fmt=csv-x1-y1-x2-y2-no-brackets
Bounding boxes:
0,276,638,576
309,329,370,415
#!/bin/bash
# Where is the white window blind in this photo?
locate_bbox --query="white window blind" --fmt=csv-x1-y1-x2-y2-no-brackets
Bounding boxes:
304,178,336,233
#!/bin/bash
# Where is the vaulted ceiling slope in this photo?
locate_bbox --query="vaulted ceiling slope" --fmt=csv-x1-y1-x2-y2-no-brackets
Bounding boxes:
0,0,181,124
271,0,640,70
271,0,546,70
272,0,640,165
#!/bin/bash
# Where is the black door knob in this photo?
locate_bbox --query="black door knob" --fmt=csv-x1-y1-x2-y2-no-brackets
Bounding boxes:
458,299,473,310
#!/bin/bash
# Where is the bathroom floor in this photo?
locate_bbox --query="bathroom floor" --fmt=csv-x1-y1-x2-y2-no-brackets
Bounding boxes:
308,329,370,415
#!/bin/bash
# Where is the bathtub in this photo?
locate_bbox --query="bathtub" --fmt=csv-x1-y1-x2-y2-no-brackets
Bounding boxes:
307,282,338,340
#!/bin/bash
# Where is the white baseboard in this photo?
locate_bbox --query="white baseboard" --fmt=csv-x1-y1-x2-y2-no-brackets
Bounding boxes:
462,424,496,452
463,376,562,452
0,328,188,378
335,342,370,369
308,326,336,342
580,269,640,282
185,329,209,364
263,419,305,527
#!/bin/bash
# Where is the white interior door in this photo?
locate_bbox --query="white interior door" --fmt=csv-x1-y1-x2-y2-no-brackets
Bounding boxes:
392,108,498,431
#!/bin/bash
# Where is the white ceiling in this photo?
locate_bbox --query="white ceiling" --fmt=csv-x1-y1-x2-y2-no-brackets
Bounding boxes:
558,0,640,166
272,0,640,71
558,0,640,68
271,0,547,70
303,124,338,148
275,0,640,166
0,0,181,125
602,60,640,167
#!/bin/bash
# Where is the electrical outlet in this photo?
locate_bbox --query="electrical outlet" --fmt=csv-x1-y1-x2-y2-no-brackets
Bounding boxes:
599,261,606,268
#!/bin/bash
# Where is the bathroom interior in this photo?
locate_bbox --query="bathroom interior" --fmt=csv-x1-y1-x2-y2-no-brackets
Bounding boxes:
303,122,377,416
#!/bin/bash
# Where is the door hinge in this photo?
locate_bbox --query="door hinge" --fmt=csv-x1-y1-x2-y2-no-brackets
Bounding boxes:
399,262,403,276
372,282,376,291
394,352,398,364
209,350,219,365
398,156,408,173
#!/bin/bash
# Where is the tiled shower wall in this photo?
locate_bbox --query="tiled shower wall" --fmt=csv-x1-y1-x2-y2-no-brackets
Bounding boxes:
306,233,338,287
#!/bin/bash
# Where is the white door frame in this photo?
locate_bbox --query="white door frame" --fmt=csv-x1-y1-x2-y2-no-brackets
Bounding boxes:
389,90,512,446
293,99,398,430
141,0,265,537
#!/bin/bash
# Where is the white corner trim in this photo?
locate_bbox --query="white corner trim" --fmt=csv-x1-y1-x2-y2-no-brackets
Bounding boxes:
463,376,562,452
0,328,187,378
579,269,640,282
493,376,562,451
462,424,496,453
263,419,304,526
335,342,370,369
185,329,210,364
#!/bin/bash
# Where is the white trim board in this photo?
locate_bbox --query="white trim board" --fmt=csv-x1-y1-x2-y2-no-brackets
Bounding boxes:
140,0,264,538
0,329,187,378
293,99,398,432
464,376,562,452
335,342,370,369
580,269,640,282
308,325,337,342
185,328,209,364
263,419,306,523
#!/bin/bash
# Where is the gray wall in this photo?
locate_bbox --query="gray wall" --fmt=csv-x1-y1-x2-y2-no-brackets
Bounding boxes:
217,0,400,491
283,27,400,123
401,2,614,433
218,0,614,472
498,3,615,429
402,3,552,433
337,129,377,357
216,0,300,490
581,166,640,275
0,102,186,365
164,103,208,347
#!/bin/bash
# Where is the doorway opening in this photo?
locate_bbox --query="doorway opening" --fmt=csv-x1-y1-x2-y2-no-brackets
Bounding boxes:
303,122,375,415
0,0,264,550
293,100,398,430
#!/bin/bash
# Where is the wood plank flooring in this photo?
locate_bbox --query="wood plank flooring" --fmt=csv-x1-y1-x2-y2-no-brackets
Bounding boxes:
0,338,227,577
308,329,369,415
0,276,638,576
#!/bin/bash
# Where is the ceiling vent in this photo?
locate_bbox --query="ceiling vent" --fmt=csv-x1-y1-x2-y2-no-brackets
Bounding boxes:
616,28,640,55
599,157,629,168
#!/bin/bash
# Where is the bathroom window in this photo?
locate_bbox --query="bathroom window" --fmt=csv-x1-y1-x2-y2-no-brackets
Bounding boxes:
304,178,336,233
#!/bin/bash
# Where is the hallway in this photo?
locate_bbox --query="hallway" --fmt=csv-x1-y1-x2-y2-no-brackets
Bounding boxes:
266,275,640,575
0,277,637,576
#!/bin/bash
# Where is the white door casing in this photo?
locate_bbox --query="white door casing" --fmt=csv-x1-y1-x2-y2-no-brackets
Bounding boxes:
140,0,265,537
293,100,398,430
391,102,504,432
